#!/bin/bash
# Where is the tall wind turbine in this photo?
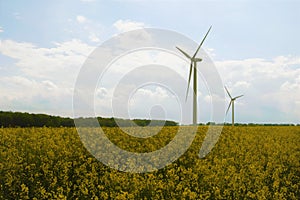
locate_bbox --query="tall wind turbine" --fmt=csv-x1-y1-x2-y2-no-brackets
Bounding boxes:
176,26,212,126
225,86,243,126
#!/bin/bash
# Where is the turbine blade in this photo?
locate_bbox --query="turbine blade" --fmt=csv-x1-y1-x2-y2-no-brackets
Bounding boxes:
226,101,232,115
234,95,244,99
176,46,192,59
185,62,193,101
224,86,232,99
192,26,212,58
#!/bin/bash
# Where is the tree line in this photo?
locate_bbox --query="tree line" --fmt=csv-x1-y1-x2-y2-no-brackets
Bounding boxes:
0,111,178,128
0,111,297,127
204,122,299,126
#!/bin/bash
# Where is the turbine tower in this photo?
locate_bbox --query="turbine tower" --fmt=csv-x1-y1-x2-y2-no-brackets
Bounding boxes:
176,26,212,126
225,86,243,126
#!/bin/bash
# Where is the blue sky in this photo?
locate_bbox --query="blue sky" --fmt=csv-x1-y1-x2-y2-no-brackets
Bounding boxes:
0,0,299,124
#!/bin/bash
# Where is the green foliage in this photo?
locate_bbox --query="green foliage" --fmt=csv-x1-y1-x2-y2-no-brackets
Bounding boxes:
0,111,178,128
0,111,74,127
0,126,299,199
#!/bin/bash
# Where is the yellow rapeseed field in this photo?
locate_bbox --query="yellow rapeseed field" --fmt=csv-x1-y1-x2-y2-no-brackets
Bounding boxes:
0,126,299,199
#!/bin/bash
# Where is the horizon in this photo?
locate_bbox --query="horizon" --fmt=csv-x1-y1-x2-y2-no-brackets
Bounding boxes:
0,110,298,125
0,0,299,124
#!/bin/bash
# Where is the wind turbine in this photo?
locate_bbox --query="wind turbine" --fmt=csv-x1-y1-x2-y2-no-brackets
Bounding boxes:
176,26,212,126
225,86,243,126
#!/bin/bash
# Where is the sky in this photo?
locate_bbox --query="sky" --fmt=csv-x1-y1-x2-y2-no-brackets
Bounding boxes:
0,0,299,124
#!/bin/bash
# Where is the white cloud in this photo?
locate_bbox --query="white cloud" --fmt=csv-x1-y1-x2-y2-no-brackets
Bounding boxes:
131,87,170,102
206,48,216,58
126,86,180,120
96,87,108,98
72,15,102,43
88,33,101,43
234,81,251,89
0,76,74,116
0,39,95,80
76,15,87,24
0,26,3,33
0,39,96,116
42,80,58,90
113,19,146,32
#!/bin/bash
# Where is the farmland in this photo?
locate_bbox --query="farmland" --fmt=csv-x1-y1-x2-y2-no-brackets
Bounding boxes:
1,126,299,199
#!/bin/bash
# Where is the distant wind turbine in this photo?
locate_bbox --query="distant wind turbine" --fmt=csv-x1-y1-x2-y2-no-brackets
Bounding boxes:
176,26,212,125
225,86,243,126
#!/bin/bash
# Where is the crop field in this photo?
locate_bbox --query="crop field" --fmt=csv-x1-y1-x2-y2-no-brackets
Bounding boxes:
0,126,299,199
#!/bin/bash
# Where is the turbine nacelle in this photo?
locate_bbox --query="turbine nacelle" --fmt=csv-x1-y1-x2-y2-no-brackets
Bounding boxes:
192,58,202,62
175,47,203,63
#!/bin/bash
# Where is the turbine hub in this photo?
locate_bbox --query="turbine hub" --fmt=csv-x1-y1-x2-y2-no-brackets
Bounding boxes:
192,57,202,62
